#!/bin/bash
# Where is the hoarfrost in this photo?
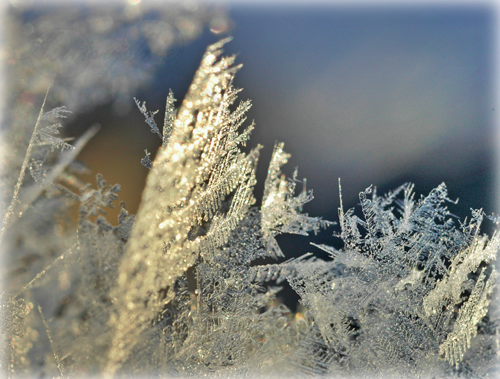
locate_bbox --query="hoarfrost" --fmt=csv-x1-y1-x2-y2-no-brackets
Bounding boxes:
1,38,498,379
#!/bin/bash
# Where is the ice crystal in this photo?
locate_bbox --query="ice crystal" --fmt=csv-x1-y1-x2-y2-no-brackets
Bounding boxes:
105,37,263,374
1,38,498,379
34,106,74,152
262,142,334,259
134,98,163,139
163,89,177,147
134,89,177,150
136,88,177,169
141,149,153,170
77,174,121,220
0,298,27,337
287,181,499,378
26,105,75,196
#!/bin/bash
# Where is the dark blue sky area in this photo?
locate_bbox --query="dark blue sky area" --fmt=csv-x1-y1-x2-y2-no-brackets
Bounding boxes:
73,4,495,242
221,5,495,222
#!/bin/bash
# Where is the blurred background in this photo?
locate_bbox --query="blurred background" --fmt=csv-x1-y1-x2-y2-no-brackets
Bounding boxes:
2,1,497,303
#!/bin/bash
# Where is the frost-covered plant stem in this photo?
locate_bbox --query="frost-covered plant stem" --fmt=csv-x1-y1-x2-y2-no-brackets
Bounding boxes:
0,79,53,246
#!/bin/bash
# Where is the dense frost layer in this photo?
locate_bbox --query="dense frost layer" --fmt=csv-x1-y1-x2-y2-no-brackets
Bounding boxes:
1,39,498,379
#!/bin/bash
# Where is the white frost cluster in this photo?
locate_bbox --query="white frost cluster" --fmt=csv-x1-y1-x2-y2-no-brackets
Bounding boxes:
0,39,499,379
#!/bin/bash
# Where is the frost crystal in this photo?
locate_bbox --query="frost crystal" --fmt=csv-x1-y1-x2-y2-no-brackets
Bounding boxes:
288,182,499,378
163,89,177,147
134,97,162,139
0,298,27,337
105,37,263,374
1,38,498,379
262,142,334,258
141,149,153,170
36,106,74,152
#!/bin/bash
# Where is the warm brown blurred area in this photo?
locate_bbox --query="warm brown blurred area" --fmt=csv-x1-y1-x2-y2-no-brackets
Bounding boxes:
73,109,157,221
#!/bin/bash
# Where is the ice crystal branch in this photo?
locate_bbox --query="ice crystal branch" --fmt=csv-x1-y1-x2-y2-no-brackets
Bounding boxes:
262,142,334,258
0,81,53,245
136,89,177,169
105,37,260,374
163,89,177,147
288,182,499,378
0,298,27,337
134,97,162,139
35,106,74,152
